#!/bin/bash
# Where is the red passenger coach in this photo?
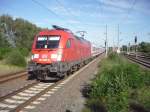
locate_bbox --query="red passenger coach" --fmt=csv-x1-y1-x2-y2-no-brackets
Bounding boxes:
28,25,91,80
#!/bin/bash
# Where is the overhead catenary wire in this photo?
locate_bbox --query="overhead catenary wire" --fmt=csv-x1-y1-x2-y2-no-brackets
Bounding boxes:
31,0,77,29
54,0,81,28
55,0,92,38
31,0,64,20
120,0,137,24
55,0,106,29
55,0,75,18
116,0,137,50
31,0,107,41
94,0,103,15
55,0,93,29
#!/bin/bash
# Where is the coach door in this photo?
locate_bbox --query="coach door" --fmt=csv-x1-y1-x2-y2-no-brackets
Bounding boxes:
65,38,72,61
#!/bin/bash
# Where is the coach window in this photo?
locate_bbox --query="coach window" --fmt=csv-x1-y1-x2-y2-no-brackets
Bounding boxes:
66,39,71,48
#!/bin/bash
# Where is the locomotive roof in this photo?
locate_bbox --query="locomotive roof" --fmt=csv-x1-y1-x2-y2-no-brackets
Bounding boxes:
38,25,90,44
52,25,90,43
74,35,90,43
52,25,73,34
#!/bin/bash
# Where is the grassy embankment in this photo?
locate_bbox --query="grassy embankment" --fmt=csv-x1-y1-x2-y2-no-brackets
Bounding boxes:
0,15,41,76
0,63,24,76
83,53,150,112
0,48,28,76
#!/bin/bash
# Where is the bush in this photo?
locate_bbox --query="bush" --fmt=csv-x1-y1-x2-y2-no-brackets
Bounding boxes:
136,87,150,110
124,63,144,89
0,47,11,60
19,47,29,56
85,53,147,112
90,64,130,112
5,49,26,67
138,42,150,53
108,52,119,61
142,70,150,86
106,91,129,112
83,98,107,112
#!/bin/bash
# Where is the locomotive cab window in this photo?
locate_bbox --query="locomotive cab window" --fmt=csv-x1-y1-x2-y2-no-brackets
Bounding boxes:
36,36,60,49
36,36,47,49
48,36,60,49
66,39,71,48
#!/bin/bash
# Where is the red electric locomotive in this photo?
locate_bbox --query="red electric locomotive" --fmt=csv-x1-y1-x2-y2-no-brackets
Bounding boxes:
28,25,91,80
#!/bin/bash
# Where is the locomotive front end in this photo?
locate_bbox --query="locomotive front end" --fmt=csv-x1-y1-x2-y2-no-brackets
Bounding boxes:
28,34,65,80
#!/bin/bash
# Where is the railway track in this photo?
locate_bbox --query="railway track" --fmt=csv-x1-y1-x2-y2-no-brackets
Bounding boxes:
0,71,27,84
125,53,150,69
0,54,102,112
0,81,39,101
129,52,150,60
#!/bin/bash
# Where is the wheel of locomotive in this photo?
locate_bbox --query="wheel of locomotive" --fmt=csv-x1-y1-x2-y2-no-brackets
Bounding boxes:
63,72,67,78
36,70,46,81
69,66,74,74
67,70,71,76
72,65,78,72
28,71,36,80
76,64,80,70
57,72,67,79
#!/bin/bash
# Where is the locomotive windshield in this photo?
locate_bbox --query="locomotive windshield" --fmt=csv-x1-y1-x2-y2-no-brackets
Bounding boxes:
36,36,60,49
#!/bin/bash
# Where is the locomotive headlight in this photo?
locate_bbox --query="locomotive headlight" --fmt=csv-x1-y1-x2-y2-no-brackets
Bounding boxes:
32,54,39,59
57,49,62,61
34,54,39,58
51,49,63,61
51,54,57,59
51,53,62,61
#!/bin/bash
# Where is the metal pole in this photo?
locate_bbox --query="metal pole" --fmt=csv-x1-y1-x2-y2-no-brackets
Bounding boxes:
129,43,130,54
127,44,128,54
117,24,120,53
113,37,115,52
105,24,108,57
135,36,137,58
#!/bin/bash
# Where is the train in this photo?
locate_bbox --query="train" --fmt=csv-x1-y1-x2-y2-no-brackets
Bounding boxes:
28,25,105,80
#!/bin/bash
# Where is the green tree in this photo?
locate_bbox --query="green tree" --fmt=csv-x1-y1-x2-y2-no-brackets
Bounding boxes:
122,45,127,51
0,14,42,63
138,42,150,53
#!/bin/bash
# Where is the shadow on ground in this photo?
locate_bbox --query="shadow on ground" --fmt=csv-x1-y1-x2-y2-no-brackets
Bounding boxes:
81,83,107,112
130,103,150,112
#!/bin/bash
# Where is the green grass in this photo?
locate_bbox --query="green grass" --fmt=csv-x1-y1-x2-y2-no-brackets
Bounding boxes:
0,48,27,76
83,53,150,112
0,47,12,60
0,61,25,76
0,47,28,67
5,49,27,67
135,87,150,110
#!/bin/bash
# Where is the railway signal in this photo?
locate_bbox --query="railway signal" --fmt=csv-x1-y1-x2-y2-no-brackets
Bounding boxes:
135,36,137,58
135,36,137,43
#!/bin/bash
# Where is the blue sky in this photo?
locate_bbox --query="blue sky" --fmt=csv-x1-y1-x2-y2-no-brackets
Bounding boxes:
0,0,150,47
